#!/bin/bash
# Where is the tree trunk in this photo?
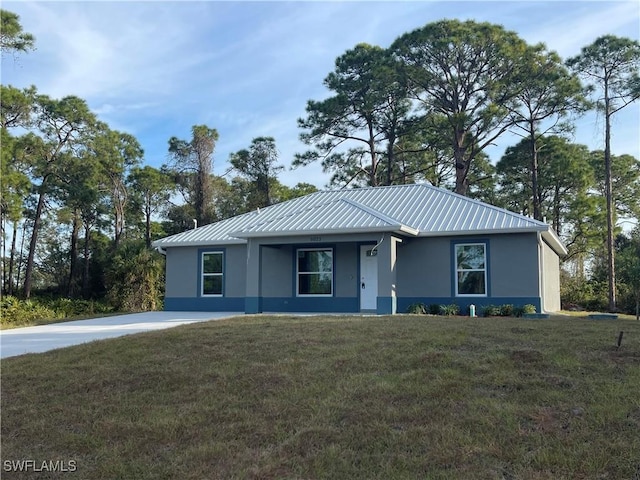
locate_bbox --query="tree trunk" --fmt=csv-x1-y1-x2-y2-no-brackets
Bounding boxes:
16,220,28,296
453,133,469,196
261,174,271,207
455,166,469,195
1,216,6,294
386,141,393,186
553,185,561,233
7,221,18,295
385,124,397,186
23,188,46,299
82,223,92,299
604,84,616,311
67,210,81,297
113,180,126,248
530,126,542,221
367,122,378,187
145,199,152,249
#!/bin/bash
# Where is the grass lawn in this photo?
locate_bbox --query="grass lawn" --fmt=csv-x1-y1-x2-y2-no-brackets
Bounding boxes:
2,315,639,479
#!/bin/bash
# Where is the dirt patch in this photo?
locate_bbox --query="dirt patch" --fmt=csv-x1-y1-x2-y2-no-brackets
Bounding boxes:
510,349,544,365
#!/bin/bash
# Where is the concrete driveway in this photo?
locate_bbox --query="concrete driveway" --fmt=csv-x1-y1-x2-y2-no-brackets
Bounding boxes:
0,311,241,359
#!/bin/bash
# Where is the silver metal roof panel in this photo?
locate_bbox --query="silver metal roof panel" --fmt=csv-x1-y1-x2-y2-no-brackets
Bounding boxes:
153,184,565,254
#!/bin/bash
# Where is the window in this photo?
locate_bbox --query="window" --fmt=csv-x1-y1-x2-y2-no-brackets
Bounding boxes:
202,252,223,296
297,248,333,296
455,243,487,296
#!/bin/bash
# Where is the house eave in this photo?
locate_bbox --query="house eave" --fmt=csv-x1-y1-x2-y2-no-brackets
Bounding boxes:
541,229,568,256
151,238,247,248
415,226,546,238
151,227,566,249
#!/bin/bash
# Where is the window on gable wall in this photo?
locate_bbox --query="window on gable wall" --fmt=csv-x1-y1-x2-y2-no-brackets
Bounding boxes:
297,248,333,296
455,243,487,296
202,252,223,296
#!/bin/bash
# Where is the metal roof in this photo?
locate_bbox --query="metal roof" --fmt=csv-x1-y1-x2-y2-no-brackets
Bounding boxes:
153,183,567,254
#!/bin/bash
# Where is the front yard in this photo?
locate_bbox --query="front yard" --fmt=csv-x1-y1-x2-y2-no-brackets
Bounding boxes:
1,315,639,479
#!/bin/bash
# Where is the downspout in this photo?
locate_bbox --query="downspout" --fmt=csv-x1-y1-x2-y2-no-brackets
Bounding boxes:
537,232,545,313
155,246,167,256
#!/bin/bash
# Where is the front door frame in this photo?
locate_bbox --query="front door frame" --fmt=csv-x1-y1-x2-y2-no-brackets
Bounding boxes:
359,243,378,311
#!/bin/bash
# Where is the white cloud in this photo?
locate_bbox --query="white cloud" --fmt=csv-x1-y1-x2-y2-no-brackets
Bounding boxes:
512,1,640,57
2,0,638,189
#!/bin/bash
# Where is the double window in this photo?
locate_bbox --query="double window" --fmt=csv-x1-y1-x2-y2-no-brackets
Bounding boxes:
202,251,223,296
455,243,487,296
297,248,333,296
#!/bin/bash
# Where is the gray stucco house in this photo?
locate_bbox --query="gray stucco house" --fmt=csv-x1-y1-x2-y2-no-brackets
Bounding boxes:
152,183,566,315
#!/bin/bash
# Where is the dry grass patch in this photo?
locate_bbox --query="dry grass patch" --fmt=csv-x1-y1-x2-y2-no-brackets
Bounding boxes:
2,315,640,479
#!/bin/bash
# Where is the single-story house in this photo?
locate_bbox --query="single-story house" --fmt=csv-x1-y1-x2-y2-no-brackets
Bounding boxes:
152,183,566,315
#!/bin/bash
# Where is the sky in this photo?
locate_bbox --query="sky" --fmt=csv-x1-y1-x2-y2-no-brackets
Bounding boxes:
2,0,639,190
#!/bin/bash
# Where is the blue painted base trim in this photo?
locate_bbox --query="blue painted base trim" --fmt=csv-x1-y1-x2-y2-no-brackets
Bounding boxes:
377,296,396,315
164,297,245,312
397,297,542,316
164,296,542,316
261,297,359,313
245,297,261,314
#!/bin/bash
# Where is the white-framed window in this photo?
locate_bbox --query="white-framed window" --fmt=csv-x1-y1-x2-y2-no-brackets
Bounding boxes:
455,243,487,296
297,248,333,296
202,251,223,296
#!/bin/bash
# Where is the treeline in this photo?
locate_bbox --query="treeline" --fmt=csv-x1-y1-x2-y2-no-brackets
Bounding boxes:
1,11,639,315
0,90,316,308
293,20,640,314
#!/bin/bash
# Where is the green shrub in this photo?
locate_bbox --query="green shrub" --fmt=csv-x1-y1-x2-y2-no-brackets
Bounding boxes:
482,305,500,317
406,303,427,314
440,304,460,316
48,298,113,316
428,304,441,315
499,304,514,316
0,296,115,327
0,296,58,327
513,304,538,317
105,241,164,312
560,273,608,311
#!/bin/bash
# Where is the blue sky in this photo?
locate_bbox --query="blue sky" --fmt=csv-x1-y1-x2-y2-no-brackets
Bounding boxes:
2,0,639,189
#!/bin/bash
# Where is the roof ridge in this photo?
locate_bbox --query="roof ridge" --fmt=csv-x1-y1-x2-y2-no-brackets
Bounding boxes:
238,193,344,231
340,198,400,226
319,182,428,195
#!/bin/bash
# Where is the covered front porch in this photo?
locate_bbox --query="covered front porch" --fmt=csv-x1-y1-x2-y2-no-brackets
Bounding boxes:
243,233,404,315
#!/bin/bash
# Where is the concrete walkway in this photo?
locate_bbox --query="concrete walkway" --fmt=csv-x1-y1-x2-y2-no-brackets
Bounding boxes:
0,311,241,359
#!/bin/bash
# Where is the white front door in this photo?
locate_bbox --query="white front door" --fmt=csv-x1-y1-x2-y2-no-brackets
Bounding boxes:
360,245,378,311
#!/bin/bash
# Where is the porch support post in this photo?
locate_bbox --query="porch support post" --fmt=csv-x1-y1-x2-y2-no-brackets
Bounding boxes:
245,239,262,313
377,234,401,314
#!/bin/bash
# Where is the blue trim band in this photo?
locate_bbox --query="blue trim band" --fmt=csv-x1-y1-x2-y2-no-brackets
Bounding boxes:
245,297,261,314
164,297,244,311
262,297,359,313
165,296,541,315
377,296,396,315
